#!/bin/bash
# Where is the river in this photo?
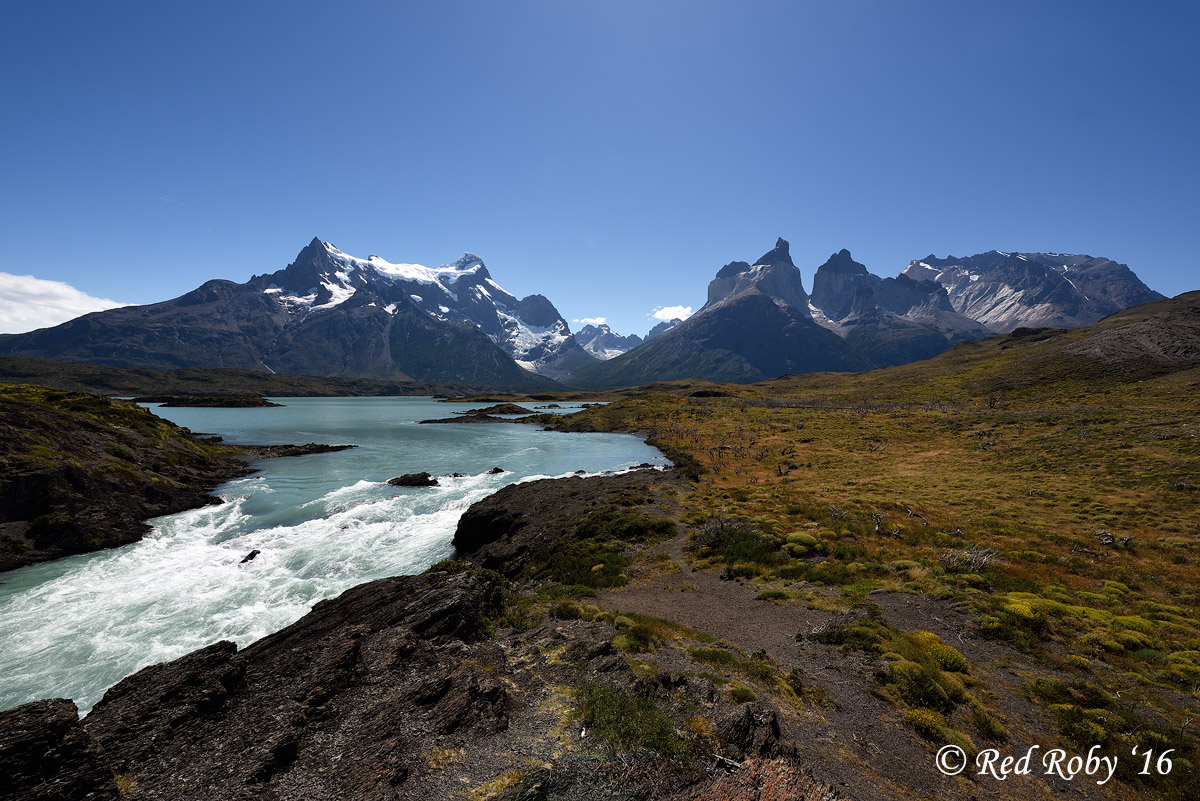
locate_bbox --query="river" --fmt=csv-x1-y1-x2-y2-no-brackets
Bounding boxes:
0,397,663,714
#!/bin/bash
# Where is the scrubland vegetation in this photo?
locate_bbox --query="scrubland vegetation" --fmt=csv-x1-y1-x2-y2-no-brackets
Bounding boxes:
529,303,1200,799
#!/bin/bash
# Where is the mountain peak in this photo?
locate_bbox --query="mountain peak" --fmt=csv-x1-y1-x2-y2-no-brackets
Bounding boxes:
706,237,807,312
754,237,793,268
715,260,752,279
817,249,868,274
450,253,486,271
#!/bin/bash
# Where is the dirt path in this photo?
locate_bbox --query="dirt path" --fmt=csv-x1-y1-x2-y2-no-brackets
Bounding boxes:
592,536,1111,801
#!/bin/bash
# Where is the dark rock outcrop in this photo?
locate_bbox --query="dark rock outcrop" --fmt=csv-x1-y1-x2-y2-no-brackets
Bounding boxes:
453,470,680,575
418,413,513,424
0,698,116,801
457,403,533,415
68,571,505,800
130,395,284,407
387,472,439,487
236,443,356,460
716,703,785,760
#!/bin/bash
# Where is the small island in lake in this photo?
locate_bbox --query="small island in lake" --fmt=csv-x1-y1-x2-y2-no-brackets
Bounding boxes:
131,395,284,407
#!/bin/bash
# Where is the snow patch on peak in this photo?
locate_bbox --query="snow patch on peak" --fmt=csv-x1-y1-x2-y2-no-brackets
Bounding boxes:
304,239,580,378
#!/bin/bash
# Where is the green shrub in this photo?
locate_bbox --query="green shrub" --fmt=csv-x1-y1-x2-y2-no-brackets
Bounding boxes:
574,681,691,761
906,707,947,742
805,618,889,652
969,707,1008,741
927,642,970,673
904,708,976,755
888,660,952,712
575,510,676,542
613,623,659,653
729,684,757,703
691,520,784,567
1053,704,1107,747
549,601,584,620
531,541,628,588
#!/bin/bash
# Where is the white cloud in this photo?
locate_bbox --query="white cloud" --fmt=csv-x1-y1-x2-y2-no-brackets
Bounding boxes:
651,305,693,321
574,316,607,326
0,273,126,334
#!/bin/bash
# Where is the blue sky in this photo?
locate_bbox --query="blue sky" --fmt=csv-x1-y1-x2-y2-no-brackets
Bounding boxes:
2,1,1197,336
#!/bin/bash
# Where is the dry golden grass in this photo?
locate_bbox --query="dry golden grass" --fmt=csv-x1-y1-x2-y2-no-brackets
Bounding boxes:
543,315,1200,798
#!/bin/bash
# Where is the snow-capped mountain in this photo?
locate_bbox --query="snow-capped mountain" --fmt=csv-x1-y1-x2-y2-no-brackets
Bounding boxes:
1,236,1163,390
287,241,594,378
571,238,1165,388
900,251,1163,333
575,324,643,360
0,238,590,386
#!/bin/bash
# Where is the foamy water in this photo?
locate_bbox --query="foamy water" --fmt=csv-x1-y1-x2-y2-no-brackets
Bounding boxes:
0,397,664,713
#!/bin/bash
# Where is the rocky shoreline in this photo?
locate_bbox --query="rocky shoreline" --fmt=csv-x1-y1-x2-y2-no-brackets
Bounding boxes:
0,387,843,799
0,466,842,801
0,386,358,572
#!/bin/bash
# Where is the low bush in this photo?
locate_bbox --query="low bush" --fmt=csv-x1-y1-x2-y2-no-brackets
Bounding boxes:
531,541,628,588
729,684,757,703
574,681,691,761
575,510,676,542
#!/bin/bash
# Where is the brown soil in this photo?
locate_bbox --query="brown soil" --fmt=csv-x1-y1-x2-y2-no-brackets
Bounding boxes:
591,521,1137,801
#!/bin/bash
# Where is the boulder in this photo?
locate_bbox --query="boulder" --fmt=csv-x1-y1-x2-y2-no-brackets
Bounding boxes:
388,472,438,487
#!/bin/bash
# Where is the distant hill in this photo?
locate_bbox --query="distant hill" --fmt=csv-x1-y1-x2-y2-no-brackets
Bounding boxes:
758,289,1200,403
0,357,487,398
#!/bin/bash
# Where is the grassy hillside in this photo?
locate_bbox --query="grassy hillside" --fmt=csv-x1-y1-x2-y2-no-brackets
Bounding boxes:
0,357,490,397
532,292,1200,799
0,385,254,570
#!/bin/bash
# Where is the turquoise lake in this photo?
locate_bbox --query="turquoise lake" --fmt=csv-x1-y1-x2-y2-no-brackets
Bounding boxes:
0,397,665,714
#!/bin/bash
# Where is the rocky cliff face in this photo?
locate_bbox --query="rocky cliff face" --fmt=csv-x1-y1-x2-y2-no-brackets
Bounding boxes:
573,239,867,388
588,241,1163,389
900,251,1163,332
705,238,811,313
806,249,990,366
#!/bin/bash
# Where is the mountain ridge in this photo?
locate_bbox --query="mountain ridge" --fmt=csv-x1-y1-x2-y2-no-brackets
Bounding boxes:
0,237,1167,390
571,238,1164,388
0,239,585,389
